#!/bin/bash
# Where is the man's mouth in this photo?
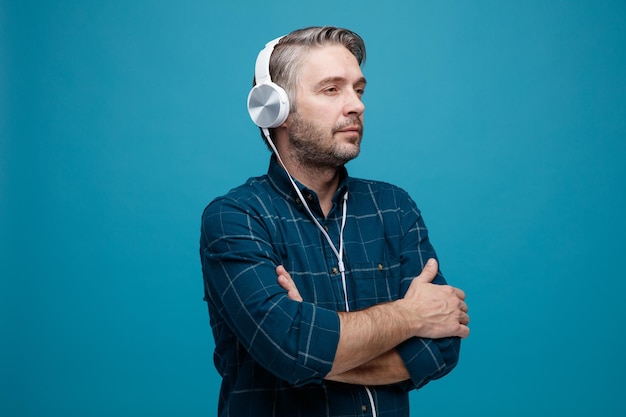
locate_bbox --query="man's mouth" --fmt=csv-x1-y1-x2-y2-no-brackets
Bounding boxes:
335,124,362,134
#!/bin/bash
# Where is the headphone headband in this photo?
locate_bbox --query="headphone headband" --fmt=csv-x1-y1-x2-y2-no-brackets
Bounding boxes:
254,36,283,85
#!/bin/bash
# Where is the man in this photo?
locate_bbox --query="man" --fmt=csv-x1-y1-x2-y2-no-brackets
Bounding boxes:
200,26,469,417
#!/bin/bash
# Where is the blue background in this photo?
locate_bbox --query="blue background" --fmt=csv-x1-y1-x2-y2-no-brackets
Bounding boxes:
2,1,625,416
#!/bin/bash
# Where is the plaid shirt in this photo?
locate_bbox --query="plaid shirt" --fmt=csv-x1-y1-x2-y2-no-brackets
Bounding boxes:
200,157,461,417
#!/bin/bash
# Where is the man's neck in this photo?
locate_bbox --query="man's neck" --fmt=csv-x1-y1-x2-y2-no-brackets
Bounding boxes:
283,160,342,217
272,131,345,216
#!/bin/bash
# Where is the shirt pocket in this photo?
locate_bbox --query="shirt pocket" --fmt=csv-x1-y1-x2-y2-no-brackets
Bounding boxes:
348,260,402,310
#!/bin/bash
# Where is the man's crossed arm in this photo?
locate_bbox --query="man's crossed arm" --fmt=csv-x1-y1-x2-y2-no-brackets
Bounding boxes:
276,259,469,385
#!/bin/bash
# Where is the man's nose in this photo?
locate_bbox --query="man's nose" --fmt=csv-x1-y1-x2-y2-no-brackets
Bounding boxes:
344,89,365,116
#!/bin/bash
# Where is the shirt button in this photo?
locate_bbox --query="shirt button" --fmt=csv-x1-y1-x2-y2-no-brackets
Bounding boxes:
332,267,339,275
306,193,314,201
378,263,384,271
324,225,329,232
361,404,367,412
295,198,302,205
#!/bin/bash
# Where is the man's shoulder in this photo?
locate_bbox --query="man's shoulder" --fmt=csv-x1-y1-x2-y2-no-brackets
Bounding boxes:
347,176,410,197
346,176,420,214
203,174,274,213
226,174,272,197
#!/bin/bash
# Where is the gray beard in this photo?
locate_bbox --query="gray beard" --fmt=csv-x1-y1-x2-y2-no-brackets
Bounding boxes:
288,112,363,169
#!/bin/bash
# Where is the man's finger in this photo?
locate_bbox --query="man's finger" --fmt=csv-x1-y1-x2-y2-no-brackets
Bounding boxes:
276,265,303,302
414,258,439,283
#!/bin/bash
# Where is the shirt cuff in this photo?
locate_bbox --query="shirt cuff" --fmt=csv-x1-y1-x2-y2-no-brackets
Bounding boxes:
395,336,460,390
286,303,341,387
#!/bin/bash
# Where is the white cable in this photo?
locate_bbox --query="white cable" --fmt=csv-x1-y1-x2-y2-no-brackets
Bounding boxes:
264,128,375,416
365,387,377,416
338,192,349,312
263,128,350,311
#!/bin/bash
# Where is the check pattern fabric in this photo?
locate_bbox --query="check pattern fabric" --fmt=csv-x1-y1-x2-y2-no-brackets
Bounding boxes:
200,157,461,417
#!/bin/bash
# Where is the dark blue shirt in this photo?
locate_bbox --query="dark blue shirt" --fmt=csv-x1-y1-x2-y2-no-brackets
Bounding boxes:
200,157,460,416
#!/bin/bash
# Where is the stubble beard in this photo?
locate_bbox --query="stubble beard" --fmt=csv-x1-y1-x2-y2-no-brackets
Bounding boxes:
288,112,363,169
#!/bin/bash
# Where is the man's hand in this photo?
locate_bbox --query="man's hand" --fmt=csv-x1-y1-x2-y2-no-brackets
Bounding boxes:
401,258,470,339
276,265,302,302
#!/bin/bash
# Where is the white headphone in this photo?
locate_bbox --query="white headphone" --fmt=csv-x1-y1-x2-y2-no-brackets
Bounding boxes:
247,36,290,128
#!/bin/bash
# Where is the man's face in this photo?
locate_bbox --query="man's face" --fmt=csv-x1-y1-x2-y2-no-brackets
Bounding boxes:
286,44,366,168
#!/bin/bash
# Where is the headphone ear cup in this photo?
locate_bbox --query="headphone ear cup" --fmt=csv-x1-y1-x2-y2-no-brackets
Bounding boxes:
247,82,290,128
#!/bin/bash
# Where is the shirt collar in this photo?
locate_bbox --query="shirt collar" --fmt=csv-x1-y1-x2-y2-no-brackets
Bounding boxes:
267,156,349,211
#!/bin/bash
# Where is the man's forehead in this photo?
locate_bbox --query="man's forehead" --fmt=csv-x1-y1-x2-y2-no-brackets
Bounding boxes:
298,44,364,83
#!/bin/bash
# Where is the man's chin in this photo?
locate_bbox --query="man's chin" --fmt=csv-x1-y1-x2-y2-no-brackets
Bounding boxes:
337,145,360,164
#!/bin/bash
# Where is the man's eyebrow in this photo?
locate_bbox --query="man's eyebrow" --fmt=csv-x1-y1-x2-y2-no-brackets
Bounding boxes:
314,76,367,88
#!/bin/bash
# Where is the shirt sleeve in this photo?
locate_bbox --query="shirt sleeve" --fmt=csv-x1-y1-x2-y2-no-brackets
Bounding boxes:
393,190,462,391
200,196,340,387
395,335,461,390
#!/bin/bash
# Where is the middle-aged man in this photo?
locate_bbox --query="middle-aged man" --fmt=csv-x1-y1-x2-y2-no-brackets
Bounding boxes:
200,26,470,417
